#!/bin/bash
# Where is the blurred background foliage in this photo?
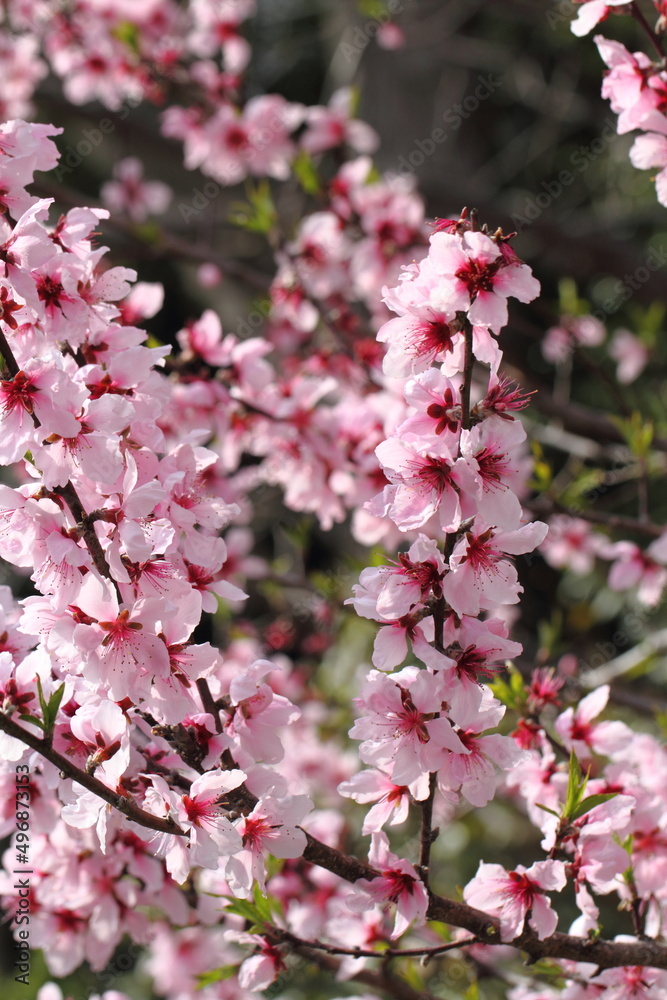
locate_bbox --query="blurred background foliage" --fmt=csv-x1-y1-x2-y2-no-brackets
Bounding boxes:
2,1,667,998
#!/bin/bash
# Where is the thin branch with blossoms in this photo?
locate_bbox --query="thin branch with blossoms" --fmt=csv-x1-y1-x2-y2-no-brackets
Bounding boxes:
0,711,185,836
1,4,667,998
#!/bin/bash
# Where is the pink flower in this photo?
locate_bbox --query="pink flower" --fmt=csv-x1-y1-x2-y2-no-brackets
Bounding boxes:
592,964,667,998
540,516,604,576
542,314,605,364
347,832,429,938
435,689,525,806
429,230,540,332
70,573,171,702
302,87,379,155
349,667,466,785
56,699,130,785
348,534,446,621
147,768,246,883
608,328,649,383
0,361,83,463
225,659,300,766
604,536,667,606
101,157,172,223
368,435,464,532
441,615,522,717
571,0,631,37
377,305,462,378
463,859,566,940
338,768,430,835
554,685,633,759
226,792,311,895
227,933,285,991
457,415,527,530
442,520,548,617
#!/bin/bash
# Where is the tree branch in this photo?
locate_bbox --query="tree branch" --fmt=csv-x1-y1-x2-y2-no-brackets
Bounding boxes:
54,481,118,582
280,940,442,1000
5,704,667,973
273,926,477,960
302,831,667,971
0,711,184,836
526,496,665,539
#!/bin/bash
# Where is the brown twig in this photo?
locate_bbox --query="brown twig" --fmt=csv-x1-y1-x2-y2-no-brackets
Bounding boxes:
54,481,117,583
196,678,223,733
279,940,442,1000
0,326,21,377
526,496,664,539
631,0,666,58
0,712,184,836
4,711,667,972
418,772,438,888
460,317,474,431
273,928,477,960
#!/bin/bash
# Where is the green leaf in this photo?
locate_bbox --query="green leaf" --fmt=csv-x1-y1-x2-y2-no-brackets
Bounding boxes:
47,683,66,723
195,966,237,989
223,896,263,925
133,221,161,245
535,802,560,819
252,884,274,924
36,676,49,720
626,300,664,349
488,663,526,712
559,467,606,509
609,412,654,458
19,714,45,730
34,680,66,735
292,150,321,195
564,751,582,818
563,751,590,821
571,792,619,822
358,0,388,17
229,180,277,235
558,277,586,318
111,20,140,55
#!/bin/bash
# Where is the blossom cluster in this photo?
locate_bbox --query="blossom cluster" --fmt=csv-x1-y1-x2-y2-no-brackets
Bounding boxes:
0,0,663,993
572,1,667,205
334,213,570,941
0,0,380,191
0,119,328,990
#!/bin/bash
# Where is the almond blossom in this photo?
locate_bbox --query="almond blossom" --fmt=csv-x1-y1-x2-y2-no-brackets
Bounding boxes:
463,859,567,941
346,832,429,938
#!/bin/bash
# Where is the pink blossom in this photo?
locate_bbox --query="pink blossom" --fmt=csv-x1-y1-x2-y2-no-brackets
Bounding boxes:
302,88,379,155
463,859,566,940
101,157,172,222
429,230,540,332
225,659,300,766
349,667,466,785
435,688,525,806
604,538,667,606
347,831,429,938
147,768,246,883
542,313,606,364
226,792,311,895
540,516,604,576
442,520,548,617
338,768,430,834
368,435,464,532
571,0,630,37
608,328,649,383
227,932,285,991
348,534,446,621
554,685,633,759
